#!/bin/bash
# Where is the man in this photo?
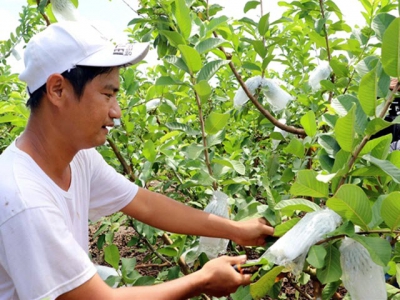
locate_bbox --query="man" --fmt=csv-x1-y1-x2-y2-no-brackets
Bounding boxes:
0,21,274,299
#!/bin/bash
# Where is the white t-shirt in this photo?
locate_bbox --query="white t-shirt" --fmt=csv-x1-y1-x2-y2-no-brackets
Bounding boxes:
0,141,138,300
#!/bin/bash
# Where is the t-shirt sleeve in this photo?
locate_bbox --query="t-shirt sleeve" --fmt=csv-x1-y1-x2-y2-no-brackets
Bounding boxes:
86,149,139,221
0,206,97,300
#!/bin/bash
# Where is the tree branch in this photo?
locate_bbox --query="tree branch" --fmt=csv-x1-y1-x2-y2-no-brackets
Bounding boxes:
213,32,306,136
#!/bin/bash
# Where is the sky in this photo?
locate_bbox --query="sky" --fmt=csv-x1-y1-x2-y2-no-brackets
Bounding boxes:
0,0,365,74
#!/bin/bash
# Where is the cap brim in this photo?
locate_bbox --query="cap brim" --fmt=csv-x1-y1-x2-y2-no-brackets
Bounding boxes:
77,42,150,68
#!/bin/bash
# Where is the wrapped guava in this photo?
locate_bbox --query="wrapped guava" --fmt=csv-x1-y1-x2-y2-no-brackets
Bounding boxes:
340,238,387,300
261,208,342,274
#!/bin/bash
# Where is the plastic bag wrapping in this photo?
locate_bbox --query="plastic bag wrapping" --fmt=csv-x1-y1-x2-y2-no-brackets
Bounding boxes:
339,238,387,300
233,76,293,111
308,61,332,92
261,208,342,275
182,191,230,264
262,79,293,113
52,0,82,22
271,118,287,150
234,76,264,107
198,191,230,259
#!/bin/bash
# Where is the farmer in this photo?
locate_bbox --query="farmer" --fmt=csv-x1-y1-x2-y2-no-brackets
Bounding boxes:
0,21,274,300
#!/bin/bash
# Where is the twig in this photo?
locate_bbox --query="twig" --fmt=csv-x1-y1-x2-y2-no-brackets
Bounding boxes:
160,234,191,275
135,262,171,269
121,0,140,16
107,137,136,181
287,276,313,300
129,218,173,265
316,229,400,245
337,82,400,188
191,77,218,191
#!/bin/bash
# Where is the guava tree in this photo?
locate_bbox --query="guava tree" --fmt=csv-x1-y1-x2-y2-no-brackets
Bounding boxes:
2,0,400,299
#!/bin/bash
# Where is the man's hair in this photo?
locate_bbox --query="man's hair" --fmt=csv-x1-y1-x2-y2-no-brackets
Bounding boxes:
26,66,115,111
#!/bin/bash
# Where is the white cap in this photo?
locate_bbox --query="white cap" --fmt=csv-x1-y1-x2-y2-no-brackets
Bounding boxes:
19,21,149,93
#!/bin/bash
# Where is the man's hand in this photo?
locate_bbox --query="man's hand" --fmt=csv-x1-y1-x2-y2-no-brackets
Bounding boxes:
199,255,250,297
231,218,274,246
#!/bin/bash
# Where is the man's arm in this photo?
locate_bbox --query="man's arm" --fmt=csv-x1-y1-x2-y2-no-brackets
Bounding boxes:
121,187,274,246
57,255,250,300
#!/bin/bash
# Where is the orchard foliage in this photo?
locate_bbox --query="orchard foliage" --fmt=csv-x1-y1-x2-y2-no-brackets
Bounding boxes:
2,0,400,299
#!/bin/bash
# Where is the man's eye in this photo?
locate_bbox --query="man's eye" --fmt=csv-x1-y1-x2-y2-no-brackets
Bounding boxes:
103,93,112,98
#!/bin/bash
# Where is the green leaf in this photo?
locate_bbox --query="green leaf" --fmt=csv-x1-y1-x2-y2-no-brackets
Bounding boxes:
381,191,400,231
194,80,212,102
174,0,191,39
159,30,186,47
197,60,229,82
250,266,285,300
231,286,252,300
157,246,179,257
307,245,327,268
334,105,356,152
104,244,120,270
165,122,200,136
212,158,246,175
258,13,270,36
244,1,259,13
372,13,396,41
322,281,341,300
358,67,378,116
365,116,400,136
155,76,183,86
300,110,317,137
185,144,204,160
143,140,157,163
134,276,156,286
273,218,300,237
363,154,400,183
178,45,202,73
274,199,321,216
336,95,368,135
316,244,342,284
283,138,305,158
290,170,329,198
206,16,229,33
164,55,189,73
121,257,136,276
382,18,400,77
359,134,391,160
326,184,372,230
205,112,230,134
195,38,229,54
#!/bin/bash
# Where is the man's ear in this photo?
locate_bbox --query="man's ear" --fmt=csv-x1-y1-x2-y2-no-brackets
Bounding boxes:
46,74,67,106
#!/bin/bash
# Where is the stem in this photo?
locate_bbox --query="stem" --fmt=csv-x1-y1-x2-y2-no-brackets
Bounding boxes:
213,32,306,136
160,234,191,275
191,77,218,191
287,275,313,300
318,0,335,104
129,219,172,265
121,0,141,16
316,230,400,245
337,82,400,188
107,137,136,182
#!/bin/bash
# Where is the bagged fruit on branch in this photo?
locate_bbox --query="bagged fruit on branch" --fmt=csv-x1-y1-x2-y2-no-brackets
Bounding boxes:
339,237,386,300
233,76,293,112
182,191,230,264
308,61,332,92
261,208,342,275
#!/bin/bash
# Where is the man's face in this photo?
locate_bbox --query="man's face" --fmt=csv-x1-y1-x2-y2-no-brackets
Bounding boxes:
61,67,122,150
